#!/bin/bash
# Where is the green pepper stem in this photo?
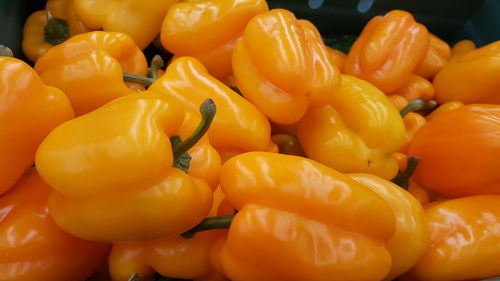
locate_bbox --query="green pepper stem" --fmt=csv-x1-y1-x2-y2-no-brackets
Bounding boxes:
172,99,216,163
391,156,420,190
420,100,438,115
44,11,69,45
123,73,155,86
0,45,13,57
400,99,425,117
181,215,234,239
148,55,164,80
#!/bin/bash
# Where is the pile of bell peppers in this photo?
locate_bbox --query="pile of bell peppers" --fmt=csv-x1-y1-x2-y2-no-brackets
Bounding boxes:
1,1,500,280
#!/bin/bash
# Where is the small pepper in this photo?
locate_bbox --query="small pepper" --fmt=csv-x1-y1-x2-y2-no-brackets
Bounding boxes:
34,31,148,116
408,195,500,281
450,39,476,58
296,75,405,179
390,75,434,102
35,92,216,242
345,10,429,93
0,169,110,281
414,34,451,79
73,0,178,49
0,56,74,195
161,0,269,78
409,104,500,197
433,41,500,104
232,9,341,124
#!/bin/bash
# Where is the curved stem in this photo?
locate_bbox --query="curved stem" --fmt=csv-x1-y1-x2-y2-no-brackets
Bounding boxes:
172,99,216,162
148,55,164,80
0,45,13,57
181,215,234,239
391,156,420,189
421,100,438,115
400,99,424,117
123,73,155,87
44,11,69,45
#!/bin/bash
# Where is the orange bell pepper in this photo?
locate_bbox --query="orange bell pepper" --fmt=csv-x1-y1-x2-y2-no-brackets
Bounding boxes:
161,0,269,78
433,41,500,104
425,101,464,121
73,0,178,49
409,104,500,197
232,9,341,124
0,56,74,195
408,195,500,281
149,57,272,153
0,169,110,281
387,95,410,111
34,31,148,116
398,112,427,154
414,34,451,79
390,75,434,102
35,91,216,242
450,39,476,58
345,10,429,93
215,152,396,281
326,46,347,72
296,75,405,179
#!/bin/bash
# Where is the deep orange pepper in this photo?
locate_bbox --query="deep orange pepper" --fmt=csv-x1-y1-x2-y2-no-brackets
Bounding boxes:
390,75,434,102
414,34,451,79
408,195,500,281
398,112,427,154
161,0,269,78
326,46,347,72
34,31,148,116
232,9,341,124
409,104,500,197
407,180,430,205
433,41,500,104
450,39,476,58
345,10,429,93
0,57,74,195
0,169,110,281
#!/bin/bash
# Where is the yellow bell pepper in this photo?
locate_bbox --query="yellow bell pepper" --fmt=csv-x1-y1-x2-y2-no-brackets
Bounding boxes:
149,57,272,153
35,91,216,242
296,75,405,179
450,39,476,58
73,0,178,49
34,31,148,116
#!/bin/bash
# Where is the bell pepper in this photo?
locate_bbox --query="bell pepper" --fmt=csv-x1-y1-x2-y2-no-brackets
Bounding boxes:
296,74,405,179
326,46,347,72
34,31,148,116
408,195,500,281
425,101,464,121
414,34,451,79
149,57,272,153
390,75,434,102
433,41,500,104
398,112,426,154
409,104,500,197
0,169,110,281
387,95,410,111
35,91,217,242
0,56,74,195
161,0,269,78
345,10,429,93
232,9,341,124
212,152,396,281
22,0,91,62
348,173,429,281
73,0,178,49
450,39,476,58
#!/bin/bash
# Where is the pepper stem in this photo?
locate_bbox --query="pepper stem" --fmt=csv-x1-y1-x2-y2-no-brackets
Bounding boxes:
181,215,234,239
400,99,438,117
148,55,164,80
0,45,13,57
123,73,155,87
391,156,420,189
172,99,216,163
44,11,69,45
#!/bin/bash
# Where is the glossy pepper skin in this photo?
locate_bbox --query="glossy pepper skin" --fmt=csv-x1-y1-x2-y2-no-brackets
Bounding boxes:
390,75,434,102
0,57,74,195
433,41,500,104
425,101,463,121
0,169,110,281
409,104,500,197
35,91,214,242
348,173,429,281
414,34,451,79
232,9,341,124
450,39,476,58
398,112,427,154
297,75,405,180
22,0,91,62
149,57,272,153
74,0,178,49
161,0,268,78
408,195,500,281
34,31,148,116
345,10,429,93
218,152,396,281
